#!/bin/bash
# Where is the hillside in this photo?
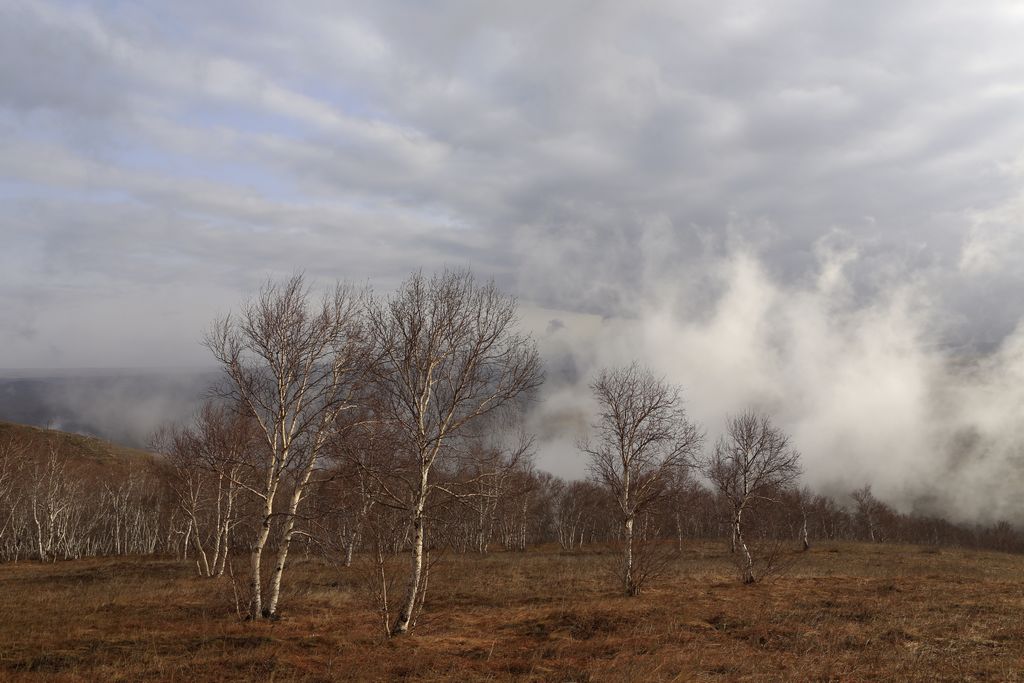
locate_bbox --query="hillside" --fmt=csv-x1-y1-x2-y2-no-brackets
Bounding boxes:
0,420,156,471
0,420,166,564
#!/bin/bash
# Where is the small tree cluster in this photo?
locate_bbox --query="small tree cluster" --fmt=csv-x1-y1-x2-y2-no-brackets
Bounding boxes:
184,269,541,629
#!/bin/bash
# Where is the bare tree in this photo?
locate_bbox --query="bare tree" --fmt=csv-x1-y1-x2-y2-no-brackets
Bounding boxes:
665,470,713,549
454,413,535,555
493,464,543,552
0,436,25,560
794,485,813,551
310,406,395,568
26,441,78,562
704,411,802,584
205,274,368,620
851,484,882,543
157,403,255,578
580,363,703,596
330,461,378,568
365,269,542,635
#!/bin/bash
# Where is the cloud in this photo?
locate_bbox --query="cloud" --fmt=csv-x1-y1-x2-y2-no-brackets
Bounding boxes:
3,1,1024,520
959,156,1024,276
528,242,1024,523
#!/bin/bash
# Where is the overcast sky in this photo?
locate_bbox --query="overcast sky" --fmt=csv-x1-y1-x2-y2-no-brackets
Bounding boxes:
4,1,1024,516
3,0,1024,368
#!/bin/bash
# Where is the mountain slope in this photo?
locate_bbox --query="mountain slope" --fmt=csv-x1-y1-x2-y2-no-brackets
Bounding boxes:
0,420,157,472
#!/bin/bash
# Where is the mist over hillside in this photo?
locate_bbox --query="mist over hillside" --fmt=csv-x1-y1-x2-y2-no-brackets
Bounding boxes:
4,281,1024,533
0,369,214,449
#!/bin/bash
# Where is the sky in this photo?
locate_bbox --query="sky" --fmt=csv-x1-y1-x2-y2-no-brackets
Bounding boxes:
3,1,1024,520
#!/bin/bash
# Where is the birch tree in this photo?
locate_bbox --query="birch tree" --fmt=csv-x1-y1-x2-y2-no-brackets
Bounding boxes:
365,269,542,635
158,403,254,577
580,363,702,595
454,415,535,555
26,441,78,562
205,274,368,619
793,485,813,551
0,437,25,558
704,411,802,584
852,484,882,543
312,408,392,568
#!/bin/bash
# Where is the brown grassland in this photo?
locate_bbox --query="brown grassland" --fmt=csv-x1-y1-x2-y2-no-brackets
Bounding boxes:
1,542,1023,681
0,421,154,471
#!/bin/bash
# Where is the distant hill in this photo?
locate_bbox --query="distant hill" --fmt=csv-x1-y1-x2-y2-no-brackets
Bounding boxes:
0,420,158,473
0,369,214,448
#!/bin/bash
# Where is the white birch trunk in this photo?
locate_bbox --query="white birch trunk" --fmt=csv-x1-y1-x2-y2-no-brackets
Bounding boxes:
265,476,309,617
249,495,275,619
623,514,637,595
391,472,427,636
735,510,754,584
190,517,211,577
801,510,810,552
214,482,235,577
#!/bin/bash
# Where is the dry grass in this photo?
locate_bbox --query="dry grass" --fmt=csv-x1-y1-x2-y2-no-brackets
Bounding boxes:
0,420,155,471
1,542,1023,681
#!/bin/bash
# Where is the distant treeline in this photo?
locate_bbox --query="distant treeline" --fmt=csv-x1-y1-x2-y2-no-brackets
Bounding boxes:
1,420,1021,566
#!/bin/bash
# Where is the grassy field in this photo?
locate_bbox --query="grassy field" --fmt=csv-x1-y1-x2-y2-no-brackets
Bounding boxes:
1,542,1022,681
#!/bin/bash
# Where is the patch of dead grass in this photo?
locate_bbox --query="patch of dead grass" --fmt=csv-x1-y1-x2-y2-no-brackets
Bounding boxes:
1,543,1023,680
